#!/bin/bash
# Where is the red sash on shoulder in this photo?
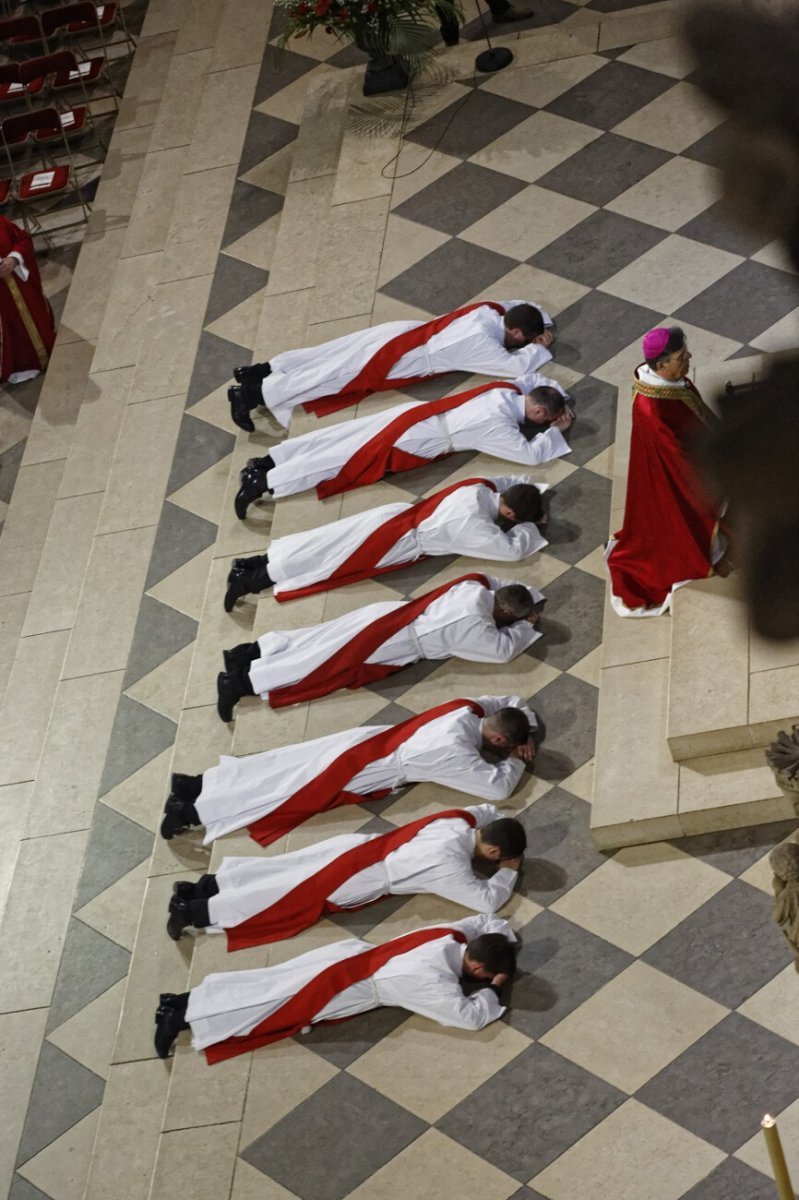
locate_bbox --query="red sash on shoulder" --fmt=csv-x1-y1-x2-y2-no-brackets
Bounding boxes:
302,302,506,418
270,572,492,709
276,477,497,603
317,381,515,499
228,808,477,950
205,925,467,1063
247,697,485,846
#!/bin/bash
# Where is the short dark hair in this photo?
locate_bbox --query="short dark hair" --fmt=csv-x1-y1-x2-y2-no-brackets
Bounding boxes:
503,303,544,341
482,817,527,858
495,584,536,620
500,483,543,524
486,706,530,746
528,385,565,418
466,933,517,976
645,325,685,370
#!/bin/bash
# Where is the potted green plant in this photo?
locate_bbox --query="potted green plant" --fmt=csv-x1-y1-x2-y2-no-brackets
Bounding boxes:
276,0,460,94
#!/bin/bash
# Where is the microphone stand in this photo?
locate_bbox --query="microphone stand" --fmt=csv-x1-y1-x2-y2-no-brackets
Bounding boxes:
474,0,513,72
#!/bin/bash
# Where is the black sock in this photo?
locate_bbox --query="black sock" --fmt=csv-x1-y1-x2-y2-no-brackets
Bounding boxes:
184,801,200,826
237,668,255,697
189,897,211,928
171,773,202,802
196,873,219,898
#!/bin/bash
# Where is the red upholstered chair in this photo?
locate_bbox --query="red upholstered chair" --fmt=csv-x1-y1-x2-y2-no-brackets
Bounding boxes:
1,105,91,234
0,62,46,107
18,52,107,158
41,7,120,111
0,15,45,57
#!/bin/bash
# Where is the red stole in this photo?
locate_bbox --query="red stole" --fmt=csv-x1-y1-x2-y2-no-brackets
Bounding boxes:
0,215,55,380
608,375,719,611
276,477,497,603
205,926,467,1063
317,381,515,499
247,698,485,846
302,301,506,418
228,808,476,950
269,572,492,708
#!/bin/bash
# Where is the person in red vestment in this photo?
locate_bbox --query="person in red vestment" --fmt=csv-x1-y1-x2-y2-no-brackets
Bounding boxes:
0,215,56,384
607,326,730,617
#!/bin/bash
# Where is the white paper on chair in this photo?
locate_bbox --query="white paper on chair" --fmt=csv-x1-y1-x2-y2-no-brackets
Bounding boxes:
60,111,76,127
29,171,55,189
96,4,106,15
69,62,93,80
7,83,24,94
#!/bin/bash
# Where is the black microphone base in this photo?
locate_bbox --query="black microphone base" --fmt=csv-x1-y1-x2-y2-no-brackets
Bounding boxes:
475,45,513,71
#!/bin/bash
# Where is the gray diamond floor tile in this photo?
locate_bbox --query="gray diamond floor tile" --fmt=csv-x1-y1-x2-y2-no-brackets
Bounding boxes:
376,552,461,596
364,655,444,703
8,1176,55,1200
437,1043,625,1180
254,46,316,105
45,918,130,1032
562,375,617,467
298,1002,410,1068
144,501,218,590
530,566,605,671
405,88,536,159
637,1014,799,1153
185,330,250,410
530,208,667,289
546,60,674,130
238,110,297,177
393,160,526,236
221,181,284,250
122,595,198,690
530,672,598,783
517,787,608,906
166,412,235,496
240,1073,426,1200
681,121,732,168
379,238,518,312
508,1189,550,1200
363,700,417,727
675,260,799,344
669,821,798,878
509,908,632,1038
396,372,474,403
204,255,270,327
678,200,772,258
384,448,477,497
536,133,671,207
544,466,612,565
97,695,177,799
15,1044,104,1168
556,290,660,376
74,802,154,909
642,879,790,1008
679,1157,776,1200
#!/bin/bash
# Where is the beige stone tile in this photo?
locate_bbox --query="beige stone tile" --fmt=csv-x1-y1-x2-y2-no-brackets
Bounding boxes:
150,1124,240,1200
601,235,742,314
21,340,96,467
371,292,433,324
350,1013,530,1122
376,214,450,289
173,0,225,51
223,212,282,273
0,782,30,921
349,1128,518,1200
150,48,212,152
751,306,799,353
139,0,184,36
115,27,176,97
0,459,64,598
266,175,336,297
0,829,87,1011
211,0,270,69
740,850,779,896
592,657,679,831
291,70,352,182
552,843,730,955
750,664,799,728
83,1060,170,1200
0,1008,48,1199
607,155,721,232
17,1106,99,1200
617,35,694,78
332,110,402,206
388,147,462,210
130,275,213,402
481,53,606,106
183,556,249,709
206,289,269,352
678,747,784,816
91,249,163,369
126,643,194,723
102,747,175,834
317,194,395,320
0,593,28,708
48,978,127,1079
568,644,602,688
542,960,727,1092
25,671,123,837
58,227,126,345
471,110,602,184
752,238,797,275
397,654,561,716
305,314,372,347
90,125,154,229
614,82,724,154
148,546,215,621
76,859,150,953
463,184,596,260
231,1160,299,1200
58,367,133,499
97,394,185,534
162,1040,251,1132
561,757,593,803
532,1098,724,1198
122,147,189,258
735,1095,799,1181
576,542,610,580
738,964,799,1047
185,63,260,174
0,629,69,787
22,492,102,637
160,164,238,282
255,63,324,126
62,524,156,680
239,141,294,195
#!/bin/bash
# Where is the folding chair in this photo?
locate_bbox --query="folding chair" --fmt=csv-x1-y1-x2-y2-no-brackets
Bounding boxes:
0,62,46,108
42,5,121,109
1,105,91,234
0,14,45,58
18,52,108,158
42,1,134,64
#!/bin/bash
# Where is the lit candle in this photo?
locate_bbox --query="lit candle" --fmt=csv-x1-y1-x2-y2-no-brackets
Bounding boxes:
762,1114,795,1200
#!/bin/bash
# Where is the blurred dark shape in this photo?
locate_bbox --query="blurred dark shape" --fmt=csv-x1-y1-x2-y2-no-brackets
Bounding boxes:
683,4,799,639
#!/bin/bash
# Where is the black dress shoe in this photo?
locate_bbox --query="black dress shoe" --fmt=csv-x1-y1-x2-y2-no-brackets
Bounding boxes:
166,897,193,941
217,670,243,723
154,1002,189,1059
160,797,200,841
234,362,271,385
228,386,256,433
170,772,202,802
172,880,196,901
234,465,270,520
223,641,259,674
224,566,252,613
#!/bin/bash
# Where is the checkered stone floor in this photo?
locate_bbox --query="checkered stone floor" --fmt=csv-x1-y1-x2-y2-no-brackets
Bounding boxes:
9,16,799,1200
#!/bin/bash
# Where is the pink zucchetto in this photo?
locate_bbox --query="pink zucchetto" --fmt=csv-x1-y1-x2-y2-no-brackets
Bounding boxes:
642,327,671,360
